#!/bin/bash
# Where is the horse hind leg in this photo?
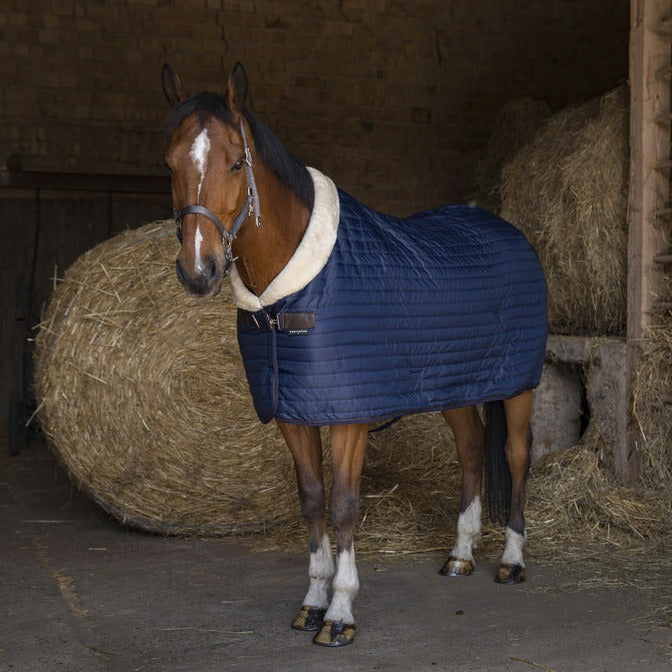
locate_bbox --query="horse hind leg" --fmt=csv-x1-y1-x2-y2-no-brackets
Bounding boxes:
440,406,485,577
276,422,333,632
486,390,533,584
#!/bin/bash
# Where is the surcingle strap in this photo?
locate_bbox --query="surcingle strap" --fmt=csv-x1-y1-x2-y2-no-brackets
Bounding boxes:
237,310,316,334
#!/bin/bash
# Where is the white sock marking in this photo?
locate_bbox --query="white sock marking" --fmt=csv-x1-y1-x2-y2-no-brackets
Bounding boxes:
451,496,482,562
324,543,359,625
303,534,334,609
189,127,210,199
501,526,527,567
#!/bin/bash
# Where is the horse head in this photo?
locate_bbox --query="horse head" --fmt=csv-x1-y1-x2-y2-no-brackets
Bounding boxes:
162,62,255,297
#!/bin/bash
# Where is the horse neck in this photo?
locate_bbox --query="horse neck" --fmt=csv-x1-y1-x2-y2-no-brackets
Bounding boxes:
232,160,311,296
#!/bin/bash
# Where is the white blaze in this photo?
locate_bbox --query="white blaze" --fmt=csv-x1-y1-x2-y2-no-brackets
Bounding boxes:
189,127,210,274
189,127,210,199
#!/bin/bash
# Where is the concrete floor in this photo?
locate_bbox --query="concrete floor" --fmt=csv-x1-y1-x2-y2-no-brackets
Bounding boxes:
2,442,670,672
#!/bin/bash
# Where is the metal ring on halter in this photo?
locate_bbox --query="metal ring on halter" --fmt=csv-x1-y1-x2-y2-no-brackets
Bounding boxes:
173,118,261,277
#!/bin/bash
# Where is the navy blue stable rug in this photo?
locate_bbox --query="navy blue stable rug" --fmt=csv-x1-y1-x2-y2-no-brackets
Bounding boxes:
231,169,547,425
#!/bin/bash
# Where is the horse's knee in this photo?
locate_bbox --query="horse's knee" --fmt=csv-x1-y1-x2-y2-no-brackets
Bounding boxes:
504,422,531,470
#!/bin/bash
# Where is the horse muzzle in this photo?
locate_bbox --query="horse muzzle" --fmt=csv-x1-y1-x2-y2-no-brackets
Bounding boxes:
175,256,224,297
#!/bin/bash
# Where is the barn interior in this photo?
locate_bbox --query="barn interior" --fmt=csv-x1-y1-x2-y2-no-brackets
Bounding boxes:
2,1,631,443
1,1,671,669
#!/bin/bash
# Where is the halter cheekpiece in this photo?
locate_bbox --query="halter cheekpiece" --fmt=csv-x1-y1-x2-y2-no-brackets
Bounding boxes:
173,120,261,277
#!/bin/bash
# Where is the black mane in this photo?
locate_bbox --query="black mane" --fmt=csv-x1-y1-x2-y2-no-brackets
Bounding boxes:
166,92,315,211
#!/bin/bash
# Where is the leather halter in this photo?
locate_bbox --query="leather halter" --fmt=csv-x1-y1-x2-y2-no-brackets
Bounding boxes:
173,120,261,277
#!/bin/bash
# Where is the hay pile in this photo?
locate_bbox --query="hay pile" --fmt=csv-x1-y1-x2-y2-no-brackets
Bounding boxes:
634,330,672,488
499,86,629,336
522,444,672,593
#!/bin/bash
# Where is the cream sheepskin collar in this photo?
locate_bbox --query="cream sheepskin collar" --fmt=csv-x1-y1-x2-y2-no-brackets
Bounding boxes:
229,167,339,312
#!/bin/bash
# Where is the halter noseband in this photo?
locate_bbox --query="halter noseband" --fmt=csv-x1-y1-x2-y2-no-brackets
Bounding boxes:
173,120,261,277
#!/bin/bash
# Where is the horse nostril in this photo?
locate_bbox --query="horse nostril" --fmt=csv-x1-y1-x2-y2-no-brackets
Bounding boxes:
175,259,188,287
204,256,219,284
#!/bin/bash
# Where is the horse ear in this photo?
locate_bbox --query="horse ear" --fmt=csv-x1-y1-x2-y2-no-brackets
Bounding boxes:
226,62,248,118
161,63,188,107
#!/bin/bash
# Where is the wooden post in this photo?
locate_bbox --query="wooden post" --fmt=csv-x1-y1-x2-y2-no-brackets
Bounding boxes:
626,0,672,484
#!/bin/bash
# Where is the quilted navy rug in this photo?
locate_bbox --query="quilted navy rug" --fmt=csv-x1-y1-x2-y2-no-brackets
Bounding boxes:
231,169,547,425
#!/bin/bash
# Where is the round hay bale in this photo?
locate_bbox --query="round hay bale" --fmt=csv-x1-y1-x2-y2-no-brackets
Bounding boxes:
35,220,300,535
499,86,629,336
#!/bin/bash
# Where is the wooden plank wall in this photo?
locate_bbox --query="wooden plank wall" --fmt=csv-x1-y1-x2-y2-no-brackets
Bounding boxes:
626,0,672,483
1,188,171,451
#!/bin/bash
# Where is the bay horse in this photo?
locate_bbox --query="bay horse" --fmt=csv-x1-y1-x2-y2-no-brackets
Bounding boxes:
161,61,547,647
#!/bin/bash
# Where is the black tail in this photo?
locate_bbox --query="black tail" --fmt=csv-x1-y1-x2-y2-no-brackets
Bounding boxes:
484,400,511,526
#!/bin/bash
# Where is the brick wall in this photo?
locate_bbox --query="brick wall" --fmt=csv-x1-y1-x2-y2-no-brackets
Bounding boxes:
1,0,628,214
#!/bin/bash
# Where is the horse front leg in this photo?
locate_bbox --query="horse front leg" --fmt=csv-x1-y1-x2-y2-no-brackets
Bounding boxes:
497,390,533,584
440,406,485,577
313,423,367,647
276,421,333,632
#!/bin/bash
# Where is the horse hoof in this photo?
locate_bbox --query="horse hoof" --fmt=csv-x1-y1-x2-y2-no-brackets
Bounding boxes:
291,605,326,632
313,620,356,647
495,563,526,584
439,556,475,577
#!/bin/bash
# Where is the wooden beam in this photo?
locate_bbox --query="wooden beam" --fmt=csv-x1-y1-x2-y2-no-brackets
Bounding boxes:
0,168,170,195
626,0,672,484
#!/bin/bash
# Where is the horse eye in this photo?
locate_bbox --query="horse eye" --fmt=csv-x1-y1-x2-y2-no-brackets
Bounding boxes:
231,158,244,173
